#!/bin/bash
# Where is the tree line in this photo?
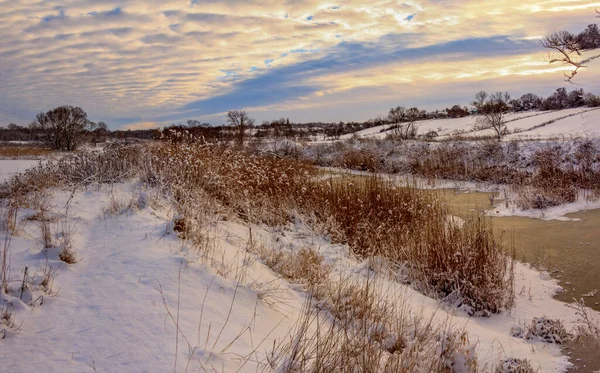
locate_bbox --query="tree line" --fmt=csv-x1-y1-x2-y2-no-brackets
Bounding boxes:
2,85,599,149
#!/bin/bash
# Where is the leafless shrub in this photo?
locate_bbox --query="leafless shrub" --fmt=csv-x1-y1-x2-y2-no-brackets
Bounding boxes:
514,147,578,209
567,298,600,339
409,142,527,184
301,138,600,209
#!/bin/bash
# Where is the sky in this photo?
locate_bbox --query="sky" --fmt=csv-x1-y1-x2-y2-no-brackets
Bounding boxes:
0,0,599,129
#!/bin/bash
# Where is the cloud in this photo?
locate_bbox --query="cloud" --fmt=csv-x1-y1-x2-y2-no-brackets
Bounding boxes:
178,35,539,116
122,121,161,130
0,0,598,127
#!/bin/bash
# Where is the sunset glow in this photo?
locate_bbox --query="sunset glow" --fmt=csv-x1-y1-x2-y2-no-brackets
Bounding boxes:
1,0,598,128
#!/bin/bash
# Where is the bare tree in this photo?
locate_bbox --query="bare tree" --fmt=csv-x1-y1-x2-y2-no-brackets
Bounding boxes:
387,106,419,139
226,110,254,147
91,121,109,146
388,106,406,125
473,91,511,141
29,105,92,151
541,16,600,81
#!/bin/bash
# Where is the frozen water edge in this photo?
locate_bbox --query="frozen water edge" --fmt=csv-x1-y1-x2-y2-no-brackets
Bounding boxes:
322,167,600,221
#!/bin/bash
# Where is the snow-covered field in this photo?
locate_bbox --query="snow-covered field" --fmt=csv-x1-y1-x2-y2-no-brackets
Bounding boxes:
0,179,597,372
341,108,600,140
0,160,40,182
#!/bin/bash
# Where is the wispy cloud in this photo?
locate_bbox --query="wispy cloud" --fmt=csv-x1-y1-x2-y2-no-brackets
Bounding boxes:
0,0,598,127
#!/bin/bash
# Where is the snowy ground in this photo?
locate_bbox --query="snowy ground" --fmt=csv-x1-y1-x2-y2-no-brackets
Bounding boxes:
339,108,600,141
0,160,41,182
1,182,598,372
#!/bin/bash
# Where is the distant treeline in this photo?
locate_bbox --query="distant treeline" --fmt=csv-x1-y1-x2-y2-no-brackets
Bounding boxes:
0,123,160,143
2,87,600,143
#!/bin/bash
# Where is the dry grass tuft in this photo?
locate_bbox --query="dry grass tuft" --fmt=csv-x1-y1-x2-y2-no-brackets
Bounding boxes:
273,275,478,372
0,304,21,335
255,246,332,287
58,247,77,264
38,263,59,294
1,233,11,293
57,220,77,264
494,358,535,373
102,192,139,217
172,217,189,239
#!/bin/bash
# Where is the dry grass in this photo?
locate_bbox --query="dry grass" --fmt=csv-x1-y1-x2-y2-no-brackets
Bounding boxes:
1,233,10,293
57,220,77,264
1,200,19,234
0,304,19,331
38,262,59,295
302,139,600,210
1,144,143,198
0,140,523,369
336,148,381,172
0,145,53,159
298,177,512,314
0,141,513,313
102,192,140,217
39,217,53,249
272,274,478,373
409,141,527,185
567,298,600,340
512,317,568,344
145,141,513,313
253,246,332,287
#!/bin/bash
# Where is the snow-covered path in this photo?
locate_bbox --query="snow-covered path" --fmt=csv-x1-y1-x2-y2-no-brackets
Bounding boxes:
2,188,300,372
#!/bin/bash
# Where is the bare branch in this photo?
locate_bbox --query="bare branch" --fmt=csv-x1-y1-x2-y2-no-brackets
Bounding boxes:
542,23,600,81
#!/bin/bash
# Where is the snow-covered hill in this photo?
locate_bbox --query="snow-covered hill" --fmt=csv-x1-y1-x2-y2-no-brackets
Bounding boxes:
341,108,600,140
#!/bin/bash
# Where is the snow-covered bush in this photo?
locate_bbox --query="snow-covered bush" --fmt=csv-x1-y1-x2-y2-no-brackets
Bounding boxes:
494,358,535,373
